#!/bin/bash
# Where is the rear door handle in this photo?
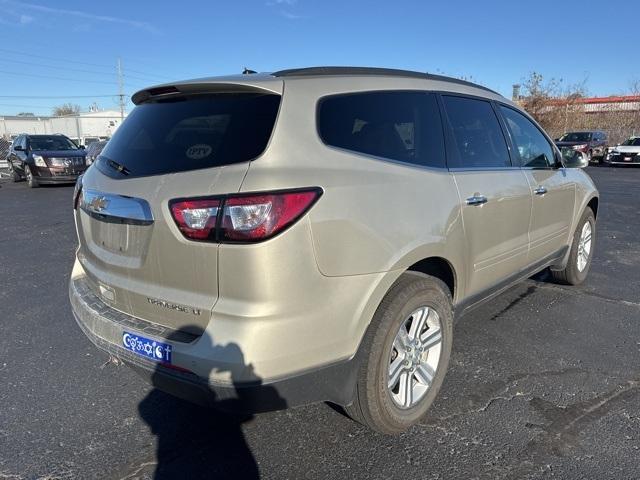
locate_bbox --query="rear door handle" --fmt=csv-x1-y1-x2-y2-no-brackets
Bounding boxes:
466,195,488,206
534,186,547,196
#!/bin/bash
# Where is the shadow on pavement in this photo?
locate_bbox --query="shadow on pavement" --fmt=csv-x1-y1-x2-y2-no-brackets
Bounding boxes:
137,327,286,479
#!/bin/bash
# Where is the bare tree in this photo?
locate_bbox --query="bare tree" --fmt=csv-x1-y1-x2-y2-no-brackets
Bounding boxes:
517,72,640,144
518,72,588,137
52,103,81,117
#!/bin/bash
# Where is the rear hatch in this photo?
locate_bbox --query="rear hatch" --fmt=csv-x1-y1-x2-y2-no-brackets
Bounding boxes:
74,80,282,335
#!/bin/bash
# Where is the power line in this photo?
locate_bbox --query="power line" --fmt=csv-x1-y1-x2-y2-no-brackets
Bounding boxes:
0,103,59,109
0,94,121,98
0,69,116,85
0,58,114,76
124,73,163,84
125,67,171,81
0,47,114,70
0,47,174,82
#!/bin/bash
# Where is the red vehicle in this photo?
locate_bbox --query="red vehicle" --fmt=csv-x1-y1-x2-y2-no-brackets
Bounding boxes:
554,131,608,162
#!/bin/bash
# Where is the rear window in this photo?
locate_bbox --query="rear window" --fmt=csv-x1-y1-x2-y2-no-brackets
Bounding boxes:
96,93,280,178
317,91,445,168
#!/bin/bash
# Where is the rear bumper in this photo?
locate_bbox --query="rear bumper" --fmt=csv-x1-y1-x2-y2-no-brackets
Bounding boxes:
69,272,360,411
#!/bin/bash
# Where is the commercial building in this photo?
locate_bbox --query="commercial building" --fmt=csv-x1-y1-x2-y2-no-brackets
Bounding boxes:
0,110,126,145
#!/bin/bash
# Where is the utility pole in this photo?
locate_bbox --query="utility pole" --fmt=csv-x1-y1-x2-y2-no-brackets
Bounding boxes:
117,57,125,121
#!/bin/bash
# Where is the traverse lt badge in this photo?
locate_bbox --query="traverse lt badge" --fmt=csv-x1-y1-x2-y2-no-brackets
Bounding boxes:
147,297,201,316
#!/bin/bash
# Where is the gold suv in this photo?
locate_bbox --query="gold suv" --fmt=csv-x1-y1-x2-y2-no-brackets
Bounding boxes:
69,67,598,433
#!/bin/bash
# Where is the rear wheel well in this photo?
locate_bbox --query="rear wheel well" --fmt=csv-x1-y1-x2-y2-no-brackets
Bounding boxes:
587,197,598,218
407,257,455,299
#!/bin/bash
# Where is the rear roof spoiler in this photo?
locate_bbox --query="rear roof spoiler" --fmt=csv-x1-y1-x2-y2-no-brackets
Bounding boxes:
131,75,283,105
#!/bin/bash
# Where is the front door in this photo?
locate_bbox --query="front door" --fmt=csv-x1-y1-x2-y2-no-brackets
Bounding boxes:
498,105,576,262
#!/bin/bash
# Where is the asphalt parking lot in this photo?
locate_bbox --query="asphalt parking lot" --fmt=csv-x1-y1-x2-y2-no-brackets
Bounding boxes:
0,166,639,480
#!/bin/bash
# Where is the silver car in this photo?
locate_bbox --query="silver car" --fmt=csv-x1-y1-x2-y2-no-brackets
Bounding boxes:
69,67,598,433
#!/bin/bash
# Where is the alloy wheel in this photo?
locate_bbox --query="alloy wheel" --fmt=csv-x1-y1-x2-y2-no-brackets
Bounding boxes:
387,306,443,409
577,221,592,272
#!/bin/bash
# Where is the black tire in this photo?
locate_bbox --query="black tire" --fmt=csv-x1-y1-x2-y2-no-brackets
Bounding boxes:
345,272,453,434
24,165,39,188
550,207,595,285
8,162,21,182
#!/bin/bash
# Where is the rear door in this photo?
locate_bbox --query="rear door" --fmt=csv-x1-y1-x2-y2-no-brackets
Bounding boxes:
442,95,532,299
75,90,281,334
497,105,575,263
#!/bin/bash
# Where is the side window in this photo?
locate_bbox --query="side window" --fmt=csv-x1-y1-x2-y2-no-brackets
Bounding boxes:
442,96,511,168
318,91,445,168
499,106,554,168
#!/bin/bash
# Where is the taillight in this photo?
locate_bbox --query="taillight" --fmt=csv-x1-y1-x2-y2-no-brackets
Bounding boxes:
170,198,221,240
169,188,321,243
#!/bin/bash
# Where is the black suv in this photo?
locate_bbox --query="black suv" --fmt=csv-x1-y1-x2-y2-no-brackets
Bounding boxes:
85,140,108,165
7,134,88,188
554,131,608,162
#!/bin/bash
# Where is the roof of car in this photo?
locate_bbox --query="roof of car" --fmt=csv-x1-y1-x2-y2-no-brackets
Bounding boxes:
272,66,499,95
132,66,503,104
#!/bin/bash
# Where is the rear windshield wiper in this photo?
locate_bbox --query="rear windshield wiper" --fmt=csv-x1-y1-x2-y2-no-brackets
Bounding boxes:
105,158,130,176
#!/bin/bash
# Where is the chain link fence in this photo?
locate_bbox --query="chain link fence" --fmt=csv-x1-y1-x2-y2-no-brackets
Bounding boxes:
0,137,10,176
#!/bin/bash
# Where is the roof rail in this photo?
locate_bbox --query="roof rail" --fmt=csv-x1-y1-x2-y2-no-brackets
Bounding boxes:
272,66,500,95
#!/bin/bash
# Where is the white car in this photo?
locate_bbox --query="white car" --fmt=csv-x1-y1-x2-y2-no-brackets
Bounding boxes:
605,136,640,165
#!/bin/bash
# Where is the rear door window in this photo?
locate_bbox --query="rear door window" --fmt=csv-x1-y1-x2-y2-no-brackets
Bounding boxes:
318,91,445,168
96,93,281,178
442,95,511,169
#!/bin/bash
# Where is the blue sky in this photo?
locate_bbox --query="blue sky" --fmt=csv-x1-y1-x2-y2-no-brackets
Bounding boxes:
0,0,637,115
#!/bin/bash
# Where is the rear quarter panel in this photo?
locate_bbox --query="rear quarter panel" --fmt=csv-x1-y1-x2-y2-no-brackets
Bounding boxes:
240,77,467,301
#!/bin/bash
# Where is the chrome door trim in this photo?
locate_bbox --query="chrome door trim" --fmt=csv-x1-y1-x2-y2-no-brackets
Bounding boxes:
79,189,154,226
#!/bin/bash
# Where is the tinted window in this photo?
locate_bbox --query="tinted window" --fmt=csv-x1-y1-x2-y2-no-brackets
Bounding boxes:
442,96,510,168
96,93,280,178
318,91,445,168
559,132,592,142
500,106,554,168
622,137,640,146
28,135,78,151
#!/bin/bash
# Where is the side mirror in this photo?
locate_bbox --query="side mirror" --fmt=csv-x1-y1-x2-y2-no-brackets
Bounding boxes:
553,138,560,142
561,147,588,168
14,145,24,151
79,145,86,150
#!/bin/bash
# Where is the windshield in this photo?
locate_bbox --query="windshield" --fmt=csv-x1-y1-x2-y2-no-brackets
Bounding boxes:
29,136,78,151
621,137,640,146
96,93,281,178
559,132,592,142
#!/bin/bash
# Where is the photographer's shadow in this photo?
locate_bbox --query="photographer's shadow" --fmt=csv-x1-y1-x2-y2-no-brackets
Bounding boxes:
137,327,286,479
